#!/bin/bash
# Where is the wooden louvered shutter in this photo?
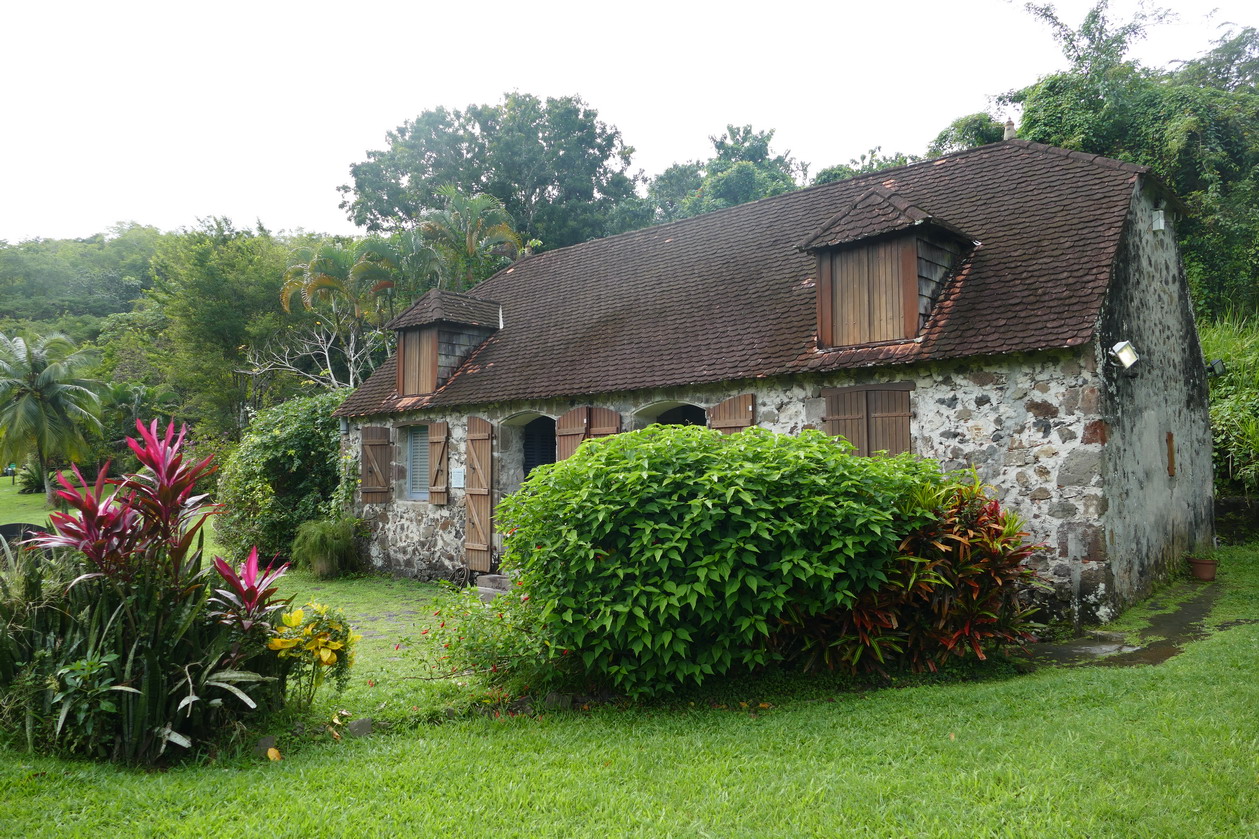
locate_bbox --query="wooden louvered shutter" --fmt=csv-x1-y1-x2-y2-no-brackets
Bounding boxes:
464,416,493,572
708,394,756,435
360,426,392,503
868,389,912,456
556,406,589,460
427,421,448,504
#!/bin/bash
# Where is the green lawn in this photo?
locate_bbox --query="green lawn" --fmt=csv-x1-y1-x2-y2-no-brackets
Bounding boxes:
3,550,1258,837
0,473,50,528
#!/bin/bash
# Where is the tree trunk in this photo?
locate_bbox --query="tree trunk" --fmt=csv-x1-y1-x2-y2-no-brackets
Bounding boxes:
39,445,55,508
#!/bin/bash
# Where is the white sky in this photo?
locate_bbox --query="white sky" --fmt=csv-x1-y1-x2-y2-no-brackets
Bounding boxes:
0,0,1252,243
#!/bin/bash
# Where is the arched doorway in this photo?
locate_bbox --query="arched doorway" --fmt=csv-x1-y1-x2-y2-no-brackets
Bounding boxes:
522,415,557,476
655,404,707,426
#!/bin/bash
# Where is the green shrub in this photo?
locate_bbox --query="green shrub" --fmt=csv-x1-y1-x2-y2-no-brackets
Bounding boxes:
216,391,347,560
778,474,1043,674
16,459,43,495
291,516,362,579
497,425,943,697
425,583,571,694
1200,313,1259,496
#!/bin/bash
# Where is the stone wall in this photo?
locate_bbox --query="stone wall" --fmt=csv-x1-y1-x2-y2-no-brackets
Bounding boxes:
1094,181,1214,612
349,350,1126,621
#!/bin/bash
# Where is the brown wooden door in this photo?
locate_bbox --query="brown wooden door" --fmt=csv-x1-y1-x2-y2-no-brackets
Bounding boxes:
465,416,493,572
708,394,756,434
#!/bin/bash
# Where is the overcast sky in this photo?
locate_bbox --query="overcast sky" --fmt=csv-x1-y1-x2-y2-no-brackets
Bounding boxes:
0,0,1252,243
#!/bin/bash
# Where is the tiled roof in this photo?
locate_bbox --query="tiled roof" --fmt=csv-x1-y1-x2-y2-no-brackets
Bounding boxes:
336,140,1147,418
798,186,955,251
385,288,501,330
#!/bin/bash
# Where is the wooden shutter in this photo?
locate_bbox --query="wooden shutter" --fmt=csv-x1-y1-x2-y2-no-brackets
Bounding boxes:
822,384,913,456
821,236,919,347
708,394,756,434
555,406,588,461
589,407,621,438
868,389,912,455
556,406,621,460
360,426,392,503
397,327,438,396
822,390,869,455
464,416,493,572
427,421,449,504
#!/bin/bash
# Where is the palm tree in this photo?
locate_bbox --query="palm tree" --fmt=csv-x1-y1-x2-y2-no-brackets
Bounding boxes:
0,333,102,503
280,242,370,319
421,186,521,290
351,232,445,321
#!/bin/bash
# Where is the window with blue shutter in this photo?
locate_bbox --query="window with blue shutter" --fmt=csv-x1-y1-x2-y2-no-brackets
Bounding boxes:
407,426,430,500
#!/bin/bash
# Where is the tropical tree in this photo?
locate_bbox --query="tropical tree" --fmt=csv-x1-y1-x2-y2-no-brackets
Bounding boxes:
269,241,395,389
0,332,102,502
420,186,521,290
351,231,445,320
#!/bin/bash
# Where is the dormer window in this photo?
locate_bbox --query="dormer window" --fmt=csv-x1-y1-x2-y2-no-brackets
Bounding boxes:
387,289,501,399
800,186,971,350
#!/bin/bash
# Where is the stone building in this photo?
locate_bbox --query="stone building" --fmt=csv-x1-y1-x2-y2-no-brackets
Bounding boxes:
334,139,1214,623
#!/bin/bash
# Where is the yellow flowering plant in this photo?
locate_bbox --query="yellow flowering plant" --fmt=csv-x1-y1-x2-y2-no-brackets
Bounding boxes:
267,602,360,710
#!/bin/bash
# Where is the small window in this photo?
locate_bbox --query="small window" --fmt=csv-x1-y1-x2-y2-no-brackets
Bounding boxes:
407,426,430,500
821,383,913,456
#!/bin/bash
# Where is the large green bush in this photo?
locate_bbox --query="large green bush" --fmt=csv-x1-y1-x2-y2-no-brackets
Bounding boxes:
497,425,943,697
217,390,347,560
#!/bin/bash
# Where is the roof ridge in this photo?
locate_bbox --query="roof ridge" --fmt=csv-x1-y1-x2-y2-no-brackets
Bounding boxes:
1005,139,1149,174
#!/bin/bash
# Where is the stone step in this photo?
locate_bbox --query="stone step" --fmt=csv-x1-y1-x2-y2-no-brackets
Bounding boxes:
477,574,514,591
476,586,507,603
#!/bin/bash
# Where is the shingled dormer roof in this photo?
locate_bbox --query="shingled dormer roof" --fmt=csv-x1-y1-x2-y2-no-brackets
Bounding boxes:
797,185,972,252
336,140,1150,418
386,288,501,330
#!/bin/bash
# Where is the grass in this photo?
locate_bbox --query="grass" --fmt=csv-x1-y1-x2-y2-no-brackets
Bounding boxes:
3,552,1259,837
0,473,50,528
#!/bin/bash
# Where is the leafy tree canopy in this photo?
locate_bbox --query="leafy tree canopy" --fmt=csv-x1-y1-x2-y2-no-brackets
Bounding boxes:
339,92,638,249
813,147,921,185
1012,3,1259,314
634,125,806,224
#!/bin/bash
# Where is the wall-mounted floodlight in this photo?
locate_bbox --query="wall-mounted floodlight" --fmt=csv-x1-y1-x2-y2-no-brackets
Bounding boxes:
1110,341,1140,369
1207,359,1227,378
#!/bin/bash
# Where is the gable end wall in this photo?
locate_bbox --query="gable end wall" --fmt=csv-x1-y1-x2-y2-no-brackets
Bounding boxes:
1095,181,1214,612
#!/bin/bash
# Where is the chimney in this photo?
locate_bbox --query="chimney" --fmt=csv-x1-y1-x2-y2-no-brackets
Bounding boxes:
1003,119,1017,140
